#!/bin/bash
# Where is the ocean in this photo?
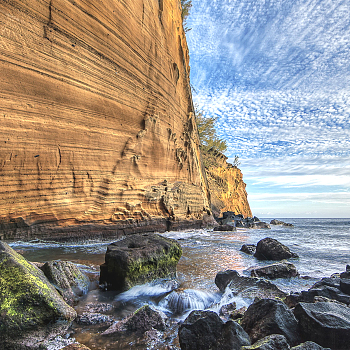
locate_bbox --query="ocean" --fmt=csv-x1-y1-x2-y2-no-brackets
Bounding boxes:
8,218,350,349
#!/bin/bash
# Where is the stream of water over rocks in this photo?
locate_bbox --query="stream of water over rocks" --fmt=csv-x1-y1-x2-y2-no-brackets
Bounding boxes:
8,218,350,349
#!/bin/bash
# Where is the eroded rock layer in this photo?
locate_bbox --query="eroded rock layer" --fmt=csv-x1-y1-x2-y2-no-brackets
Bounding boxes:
0,0,211,239
202,149,252,218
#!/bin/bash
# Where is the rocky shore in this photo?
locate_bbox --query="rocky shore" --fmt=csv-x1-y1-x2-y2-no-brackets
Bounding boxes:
1,232,350,350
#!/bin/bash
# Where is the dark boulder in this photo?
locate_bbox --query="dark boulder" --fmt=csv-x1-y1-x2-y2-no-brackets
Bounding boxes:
215,270,241,291
178,310,250,350
213,224,236,232
290,341,331,350
340,278,350,295
294,301,350,350
242,334,290,350
41,260,90,306
240,244,256,255
254,237,298,261
230,306,247,320
0,242,76,350
215,270,286,300
286,277,350,306
250,261,299,279
99,233,182,291
102,305,166,336
219,301,237,317
270,219,294,227
241,299,301,346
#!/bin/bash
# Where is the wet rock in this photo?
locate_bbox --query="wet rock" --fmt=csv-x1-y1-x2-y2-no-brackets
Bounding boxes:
40,335,76,350
62,343,92,350
286,277,350,306
213,224,236,231
340,265,350,279
294,301,350,350
250,261,299,279
230,306,247,320
178,310,251,350
0,242,76,350
41,260,90,306
240,244,256,255
290,341,331,350
340,278,350,295
160,289,217,314
102,305,166,336
76,312,114,325
252,222,271,229
219,301,237,317
215,270,240,291
99,233,182,291
215,270,287,300
254,237,299,261
242,334,290,350
82,302,113,314
241,299,301,346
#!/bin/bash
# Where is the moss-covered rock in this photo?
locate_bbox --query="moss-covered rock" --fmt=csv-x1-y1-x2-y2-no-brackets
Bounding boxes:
41,260,90,306
0,242,77,349
99,233,182,291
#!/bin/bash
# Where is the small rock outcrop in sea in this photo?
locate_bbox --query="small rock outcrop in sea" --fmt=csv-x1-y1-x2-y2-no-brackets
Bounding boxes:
270,219,294,227
241,299,301,346
254,237,299,260
294,301,350,350
240,244,256,255
216,212,271,229
242,334,290,350
215,270,286,300
178,310,251,350
0,242,76,350
41,260,90,306
102,305,166,337
250,260,299,279
99,233,182,291
290,341,331,350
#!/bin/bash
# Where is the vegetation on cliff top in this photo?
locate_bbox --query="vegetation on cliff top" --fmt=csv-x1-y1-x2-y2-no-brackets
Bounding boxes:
181,0,192,32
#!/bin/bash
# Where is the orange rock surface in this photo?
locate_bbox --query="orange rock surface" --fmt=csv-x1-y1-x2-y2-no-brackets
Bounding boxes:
203,149,252,218
0,0,212,239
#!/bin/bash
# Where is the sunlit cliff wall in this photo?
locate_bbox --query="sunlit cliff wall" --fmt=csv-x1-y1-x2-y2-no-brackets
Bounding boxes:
202,149,252,218
0,0,211,239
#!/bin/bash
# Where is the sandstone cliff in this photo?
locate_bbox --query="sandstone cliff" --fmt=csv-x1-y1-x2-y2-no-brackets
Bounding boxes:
202,149,252,218
0,0,212,239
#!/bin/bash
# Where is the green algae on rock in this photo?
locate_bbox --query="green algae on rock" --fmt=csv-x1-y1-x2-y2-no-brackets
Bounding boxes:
99,233,182,291
0,242,77,350
41,260,90,306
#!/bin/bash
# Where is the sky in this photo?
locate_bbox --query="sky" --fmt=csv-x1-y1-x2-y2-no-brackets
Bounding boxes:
186,0,350,218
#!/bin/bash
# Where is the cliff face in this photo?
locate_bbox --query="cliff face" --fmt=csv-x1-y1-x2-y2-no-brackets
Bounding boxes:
0,0,211,239
202,149,252,218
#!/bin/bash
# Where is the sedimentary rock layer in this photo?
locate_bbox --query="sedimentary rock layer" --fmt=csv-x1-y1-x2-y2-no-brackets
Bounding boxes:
0,0,211,239
202,149,252,218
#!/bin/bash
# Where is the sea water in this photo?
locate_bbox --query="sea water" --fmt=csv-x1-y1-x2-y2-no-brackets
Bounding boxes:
8,218,350,349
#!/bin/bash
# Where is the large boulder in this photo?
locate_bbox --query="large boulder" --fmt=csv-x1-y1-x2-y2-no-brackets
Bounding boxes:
178,310,250,350
99,233,182,291
215,270,286,300
254,237,298,261
0,242,77,350
41,260,90,306
240,299,301,346
213,224,236,232
286,277,350,307
242,334,290,350
294,301,350,350
250,261,299,279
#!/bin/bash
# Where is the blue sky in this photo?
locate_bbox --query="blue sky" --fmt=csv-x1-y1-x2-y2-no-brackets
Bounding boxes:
187,0,350,218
